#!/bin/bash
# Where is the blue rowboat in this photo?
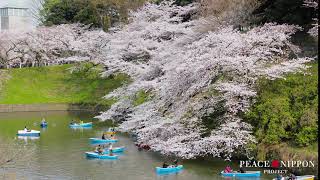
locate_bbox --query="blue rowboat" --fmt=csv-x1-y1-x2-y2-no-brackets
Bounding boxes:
296,175,315,180
221,171,261,177
273,175,315,180
156,165,183,174
17,130,40,136
69,122,92,128
104,146,125,153
89,138,118,144
40,122,47,128
85,152,118,159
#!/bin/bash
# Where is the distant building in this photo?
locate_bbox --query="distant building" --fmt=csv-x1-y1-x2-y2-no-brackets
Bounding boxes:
0,7,33,31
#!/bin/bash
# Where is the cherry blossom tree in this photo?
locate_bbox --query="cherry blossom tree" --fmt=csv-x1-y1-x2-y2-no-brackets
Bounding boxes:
96,2,314,159
0,24,107,69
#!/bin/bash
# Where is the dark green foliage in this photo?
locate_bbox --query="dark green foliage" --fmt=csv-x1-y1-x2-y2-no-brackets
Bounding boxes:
244,63,318,147
74,4,100,26
42,0,100,27
253,0,317,27
41,0,145,30
201,100,227,137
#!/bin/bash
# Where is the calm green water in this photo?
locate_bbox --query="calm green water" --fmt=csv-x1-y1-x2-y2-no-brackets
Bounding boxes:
0,111,274,180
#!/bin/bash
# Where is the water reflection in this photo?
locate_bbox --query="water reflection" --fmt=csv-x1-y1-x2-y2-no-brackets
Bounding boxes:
16,135,40,142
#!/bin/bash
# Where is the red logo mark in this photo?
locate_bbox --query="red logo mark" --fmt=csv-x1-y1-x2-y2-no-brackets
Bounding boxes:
271,160,280,168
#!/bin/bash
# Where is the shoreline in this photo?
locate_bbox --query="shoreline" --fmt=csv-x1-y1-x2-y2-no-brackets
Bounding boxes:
0,103,106,113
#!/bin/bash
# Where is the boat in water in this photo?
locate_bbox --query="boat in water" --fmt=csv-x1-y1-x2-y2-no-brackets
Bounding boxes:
85,152,118,159
156,165,183,174
103,146,125,153
221,171,261,177
17,130,40,136
273,175,315,180
69,122,93,128
89,138,118,144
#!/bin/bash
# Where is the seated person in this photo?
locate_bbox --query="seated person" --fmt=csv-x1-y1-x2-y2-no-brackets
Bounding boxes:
238,167,245,173
24,126,31,132
173,159,179,167
288,173,296,180
109,149,113,156
97,147,104,155
276,174,283,180
95,145,104,154
162,162,169,168
94,145,100,153
102,133,106,140
224,165,233,173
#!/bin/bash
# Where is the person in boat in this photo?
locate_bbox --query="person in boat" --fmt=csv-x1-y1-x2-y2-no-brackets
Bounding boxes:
70,120,75,125
168,159,179,168
288,173,297,180
108,143,113,150
102,133,106,140
224,165,233,173
24,126,28,131
94,145,99,152
162,162,169,168
98,148,104,155
276,174,283,180
109,149,113,156
144,144,150,150
238,167,245,173
108,127,115,132
95,145,104,155
110,134,115,139
41,118,46,123
173,159,179,167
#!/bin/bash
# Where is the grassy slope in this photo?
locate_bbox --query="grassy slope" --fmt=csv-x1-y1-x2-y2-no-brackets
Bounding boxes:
0,64,129,105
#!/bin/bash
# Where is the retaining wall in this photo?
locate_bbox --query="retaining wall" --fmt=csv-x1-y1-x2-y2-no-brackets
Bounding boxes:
0,104,98,112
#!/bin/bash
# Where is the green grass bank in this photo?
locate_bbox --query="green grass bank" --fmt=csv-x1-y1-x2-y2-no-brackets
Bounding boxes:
0,64,130,108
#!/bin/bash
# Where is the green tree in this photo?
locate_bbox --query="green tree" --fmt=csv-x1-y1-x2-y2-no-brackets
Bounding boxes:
41,0,145,30
244,63,318,147
253,0,317,27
